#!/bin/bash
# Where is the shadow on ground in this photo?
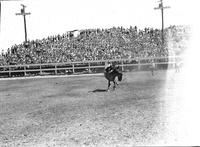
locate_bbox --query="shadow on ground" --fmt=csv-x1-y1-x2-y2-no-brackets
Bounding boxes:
89,89,108,93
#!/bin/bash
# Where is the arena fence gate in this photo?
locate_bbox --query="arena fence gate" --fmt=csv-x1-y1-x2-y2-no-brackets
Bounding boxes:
0,56,183,78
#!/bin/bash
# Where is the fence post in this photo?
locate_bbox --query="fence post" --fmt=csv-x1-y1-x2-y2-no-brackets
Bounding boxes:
138,58,141,71
72,64,75,73
40,65,42,75
174,56,176,69
88,62,91,73
154,58,157,70
9,67,11,77
55,64,57,75
121,60,124,71
24,66,27,76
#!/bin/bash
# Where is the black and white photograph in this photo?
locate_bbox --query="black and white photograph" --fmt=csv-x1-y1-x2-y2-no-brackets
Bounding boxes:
0,0,199,146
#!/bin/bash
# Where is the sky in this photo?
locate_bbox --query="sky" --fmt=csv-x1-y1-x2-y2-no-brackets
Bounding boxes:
0,0,197,51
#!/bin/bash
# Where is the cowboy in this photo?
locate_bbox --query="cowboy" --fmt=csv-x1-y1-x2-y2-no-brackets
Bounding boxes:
105,61,114,73
150,59,156,76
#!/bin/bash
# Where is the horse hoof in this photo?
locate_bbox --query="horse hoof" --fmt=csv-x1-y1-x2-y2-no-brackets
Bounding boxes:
107,89,110,92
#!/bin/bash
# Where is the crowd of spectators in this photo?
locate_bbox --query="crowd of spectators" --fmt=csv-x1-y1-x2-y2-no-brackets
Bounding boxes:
0,25,190,66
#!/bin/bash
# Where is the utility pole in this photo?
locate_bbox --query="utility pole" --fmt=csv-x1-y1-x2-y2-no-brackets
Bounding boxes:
16,4,30,43
154,0,170,48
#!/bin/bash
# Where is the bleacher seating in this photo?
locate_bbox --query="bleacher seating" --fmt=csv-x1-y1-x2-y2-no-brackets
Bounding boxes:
0,25,190,66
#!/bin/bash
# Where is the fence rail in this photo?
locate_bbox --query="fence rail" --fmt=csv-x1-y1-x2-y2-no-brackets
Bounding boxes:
0,56,183,78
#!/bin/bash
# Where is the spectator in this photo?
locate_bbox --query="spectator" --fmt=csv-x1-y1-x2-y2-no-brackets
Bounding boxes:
0,25,190,66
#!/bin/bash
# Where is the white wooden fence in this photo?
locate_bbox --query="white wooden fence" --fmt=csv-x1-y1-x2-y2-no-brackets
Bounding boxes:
0,56,182,77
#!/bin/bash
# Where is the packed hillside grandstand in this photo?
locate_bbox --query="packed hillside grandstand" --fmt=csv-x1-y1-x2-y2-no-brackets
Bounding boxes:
0,25,190,66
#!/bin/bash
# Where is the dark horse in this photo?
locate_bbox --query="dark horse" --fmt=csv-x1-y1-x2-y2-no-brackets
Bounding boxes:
104,67,123,91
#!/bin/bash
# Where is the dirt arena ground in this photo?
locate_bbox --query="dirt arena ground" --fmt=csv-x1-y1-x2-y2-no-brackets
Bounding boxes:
0,70,185,147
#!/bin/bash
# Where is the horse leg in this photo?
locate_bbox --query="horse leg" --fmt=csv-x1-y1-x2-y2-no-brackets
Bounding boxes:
115,80,119,86
114,76,118,86
107,81,111,91
113,81,116,90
